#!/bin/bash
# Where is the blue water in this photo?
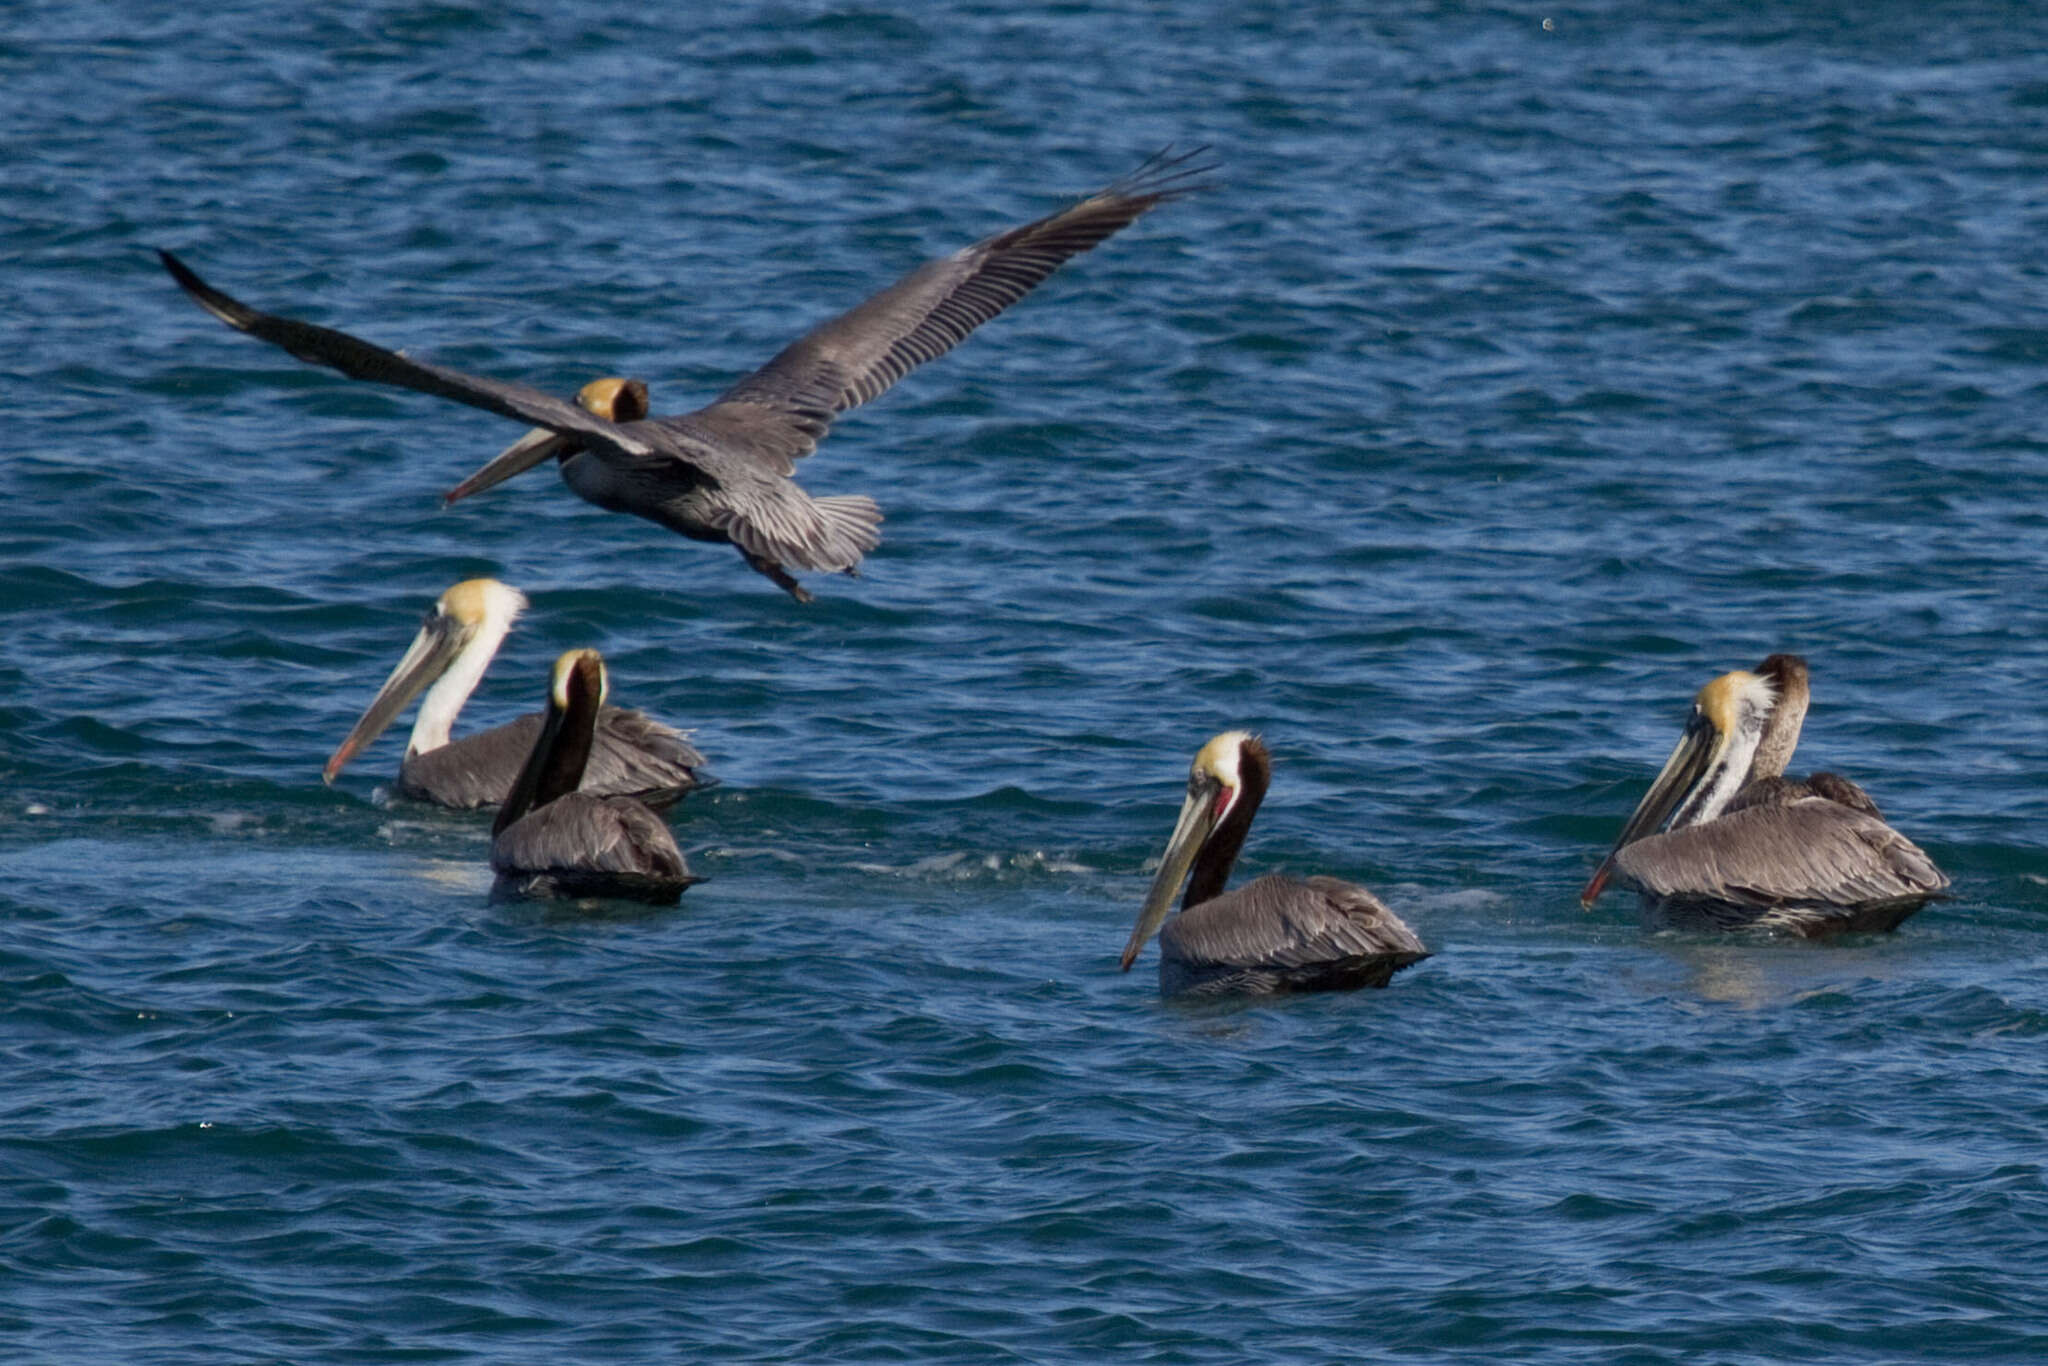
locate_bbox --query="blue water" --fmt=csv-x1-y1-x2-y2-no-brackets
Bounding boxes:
8,2,2048,1360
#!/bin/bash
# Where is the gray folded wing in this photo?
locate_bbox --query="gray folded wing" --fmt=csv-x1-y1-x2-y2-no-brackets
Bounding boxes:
399,706,706,810
587,707,707,791
1166,873,1429,971
491,793,687,880
1616,796,1948,910
1725,772,1886,819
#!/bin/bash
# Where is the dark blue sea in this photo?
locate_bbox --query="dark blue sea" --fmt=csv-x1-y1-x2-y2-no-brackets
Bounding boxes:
7,2,2048,1360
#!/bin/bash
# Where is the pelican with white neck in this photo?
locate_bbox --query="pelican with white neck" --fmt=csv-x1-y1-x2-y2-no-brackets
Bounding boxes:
322,578,706,810
1581,656,1948,934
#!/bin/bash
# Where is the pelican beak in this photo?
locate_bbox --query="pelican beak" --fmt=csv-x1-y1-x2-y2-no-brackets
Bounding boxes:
1579,710,1720,907
443,427,574,506
322,611,469,782
1120,776,1225,971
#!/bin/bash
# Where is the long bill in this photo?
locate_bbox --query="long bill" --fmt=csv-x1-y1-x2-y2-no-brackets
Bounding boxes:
1119,779,1221,971
444,427,575,506
322,612,469,783
1578,713,1719,907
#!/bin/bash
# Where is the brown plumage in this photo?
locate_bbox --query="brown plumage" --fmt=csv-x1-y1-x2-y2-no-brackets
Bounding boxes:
394,707,703,813
490,650,696,905
1121,732,1430,996
159,149,1210,600
322,578,706,810
1585,655,1948,936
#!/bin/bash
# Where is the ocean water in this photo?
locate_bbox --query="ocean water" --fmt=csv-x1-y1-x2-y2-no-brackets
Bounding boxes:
7,1,2048,1360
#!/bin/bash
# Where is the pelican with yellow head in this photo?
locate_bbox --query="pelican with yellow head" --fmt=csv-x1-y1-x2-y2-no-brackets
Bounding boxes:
323,578,705,810
1582,656,1947,935
1120,731,1430,996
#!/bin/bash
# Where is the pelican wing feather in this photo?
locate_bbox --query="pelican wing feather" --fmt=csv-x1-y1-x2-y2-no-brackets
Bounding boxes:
158,249,663,463
1615,796,1949,912
704,149,1211,474
397,707,706,811
493,792,687,881
1166,873,1431,972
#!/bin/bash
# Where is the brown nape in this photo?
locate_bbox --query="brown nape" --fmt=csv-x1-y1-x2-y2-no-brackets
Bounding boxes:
577,378,650,423
611,379,650,423
1180,737,1273,910
1753,653,1809,693
1749,652,1811,782
492,652,606,837
536,653,605,806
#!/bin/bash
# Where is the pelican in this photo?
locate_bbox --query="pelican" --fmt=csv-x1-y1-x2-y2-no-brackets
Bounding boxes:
324,578,706,809
1119,731,1431,996
158,149,1209,601
1579,655,1949,935
490,649,696,904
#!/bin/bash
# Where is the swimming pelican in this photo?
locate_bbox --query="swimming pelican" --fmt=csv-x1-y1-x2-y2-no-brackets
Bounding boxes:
491,649,696,904
1579,655,1948,935
323,578,706,809
1119,731,1431,996
158,149,1209,601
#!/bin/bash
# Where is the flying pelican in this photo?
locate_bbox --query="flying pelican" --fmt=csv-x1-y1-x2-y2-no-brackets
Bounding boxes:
324,578,706,809
1579,655,1949,935
158,149,1209,601
490,648,696,904
1119,731,1431,996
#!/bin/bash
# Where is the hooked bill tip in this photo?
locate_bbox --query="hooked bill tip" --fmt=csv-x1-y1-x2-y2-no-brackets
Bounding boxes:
322,744,356,785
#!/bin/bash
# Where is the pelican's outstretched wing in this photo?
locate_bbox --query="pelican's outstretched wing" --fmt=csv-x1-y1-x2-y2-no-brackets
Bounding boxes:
698,148,1212,474
158,249,662,464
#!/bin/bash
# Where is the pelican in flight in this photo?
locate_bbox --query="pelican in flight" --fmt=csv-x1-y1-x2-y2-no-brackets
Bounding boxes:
491,649,696,904
159,149,1209,601
324,578,706,809
1119,731,1431,996
1580,654,1949,935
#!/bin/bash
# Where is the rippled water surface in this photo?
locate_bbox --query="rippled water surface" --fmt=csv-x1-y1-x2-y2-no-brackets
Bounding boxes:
7,2,2048,1360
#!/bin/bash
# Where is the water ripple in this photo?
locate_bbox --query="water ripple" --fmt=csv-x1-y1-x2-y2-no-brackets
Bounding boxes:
8,1,2048,1361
